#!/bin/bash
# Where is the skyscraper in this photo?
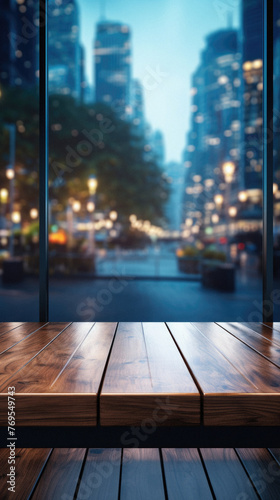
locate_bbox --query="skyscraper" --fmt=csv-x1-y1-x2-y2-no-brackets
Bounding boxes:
0,0,39,88
183,29,241,225
94,21,131,118
131,79,145,134
241,0,263,190
48,0,81,99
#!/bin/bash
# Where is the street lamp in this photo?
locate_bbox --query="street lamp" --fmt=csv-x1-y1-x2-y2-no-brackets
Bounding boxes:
273,183,278,195
238,191,248,203
109,210,118,221
30,208,38,220
222,161,235,183
6,168,15,180
0,189,8,204
11,211,21,224
214,194,224,207
212,213,219,224
87,201,95,213
72,200,81,213
228,206,237,218
88,175,98,195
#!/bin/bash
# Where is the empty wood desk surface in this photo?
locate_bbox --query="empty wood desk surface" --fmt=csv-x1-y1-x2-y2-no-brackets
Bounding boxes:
0,322,280,426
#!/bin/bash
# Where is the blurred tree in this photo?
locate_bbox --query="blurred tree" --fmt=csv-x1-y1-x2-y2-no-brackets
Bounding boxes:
49,96,169,225
0,89,169,227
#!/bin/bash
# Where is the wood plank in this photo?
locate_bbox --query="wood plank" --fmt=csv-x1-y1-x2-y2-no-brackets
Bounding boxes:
218,322,280,368
100,322,200,426
269,449,280,466
77,449,121,500
0,448,51,500
236,448,280,499
120,449,165,500
32,448,86,500
192,322,280,425
0,323,46,354
0,323,116,426
162,448,213,500
167,323,273,426
0,323,24,336
243,322,280,347
200,448,259,500
0,322,70,388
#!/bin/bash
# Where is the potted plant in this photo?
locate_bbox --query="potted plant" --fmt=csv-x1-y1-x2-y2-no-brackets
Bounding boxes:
202,248,235,292
176,246,201,274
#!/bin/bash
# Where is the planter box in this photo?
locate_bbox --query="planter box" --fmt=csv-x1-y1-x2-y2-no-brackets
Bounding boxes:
177,257,201,274
2,258,24,284
202,261,235,292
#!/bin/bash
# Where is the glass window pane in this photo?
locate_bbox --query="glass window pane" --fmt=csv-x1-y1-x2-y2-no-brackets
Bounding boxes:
0,0,39,320
48,0,263,321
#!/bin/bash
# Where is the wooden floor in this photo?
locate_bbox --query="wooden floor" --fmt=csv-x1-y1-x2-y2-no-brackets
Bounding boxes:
0,322,280,426
0,447,280,499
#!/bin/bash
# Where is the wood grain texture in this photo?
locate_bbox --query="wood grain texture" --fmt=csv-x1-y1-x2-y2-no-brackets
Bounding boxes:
120,449,165,500
167,323,273,425
162,448,213,500
0,322,70,388
193,323,280,425
243,322,280,347
0,323,46,354
100,322,200,426
77,449,121,500
200,448,259,500
236,448,280,499
218,322,280,368
0,448,51,500
0,323,24,336
32,448,86,500
0,323,117,426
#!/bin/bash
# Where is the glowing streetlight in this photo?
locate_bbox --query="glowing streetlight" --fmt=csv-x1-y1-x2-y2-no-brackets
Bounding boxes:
0,188,8,204
129,214,137,224
87,201,95,213
228,206,237,217
222,161,235,183
214,194,224,206
72,200,81,213
273,183,278,195
11,211,21,224
238,191,248,202
30,208,38,219
212,214,219,224
6,168,15,180
109,210,118,221
88,175,98,195
105,219,113,229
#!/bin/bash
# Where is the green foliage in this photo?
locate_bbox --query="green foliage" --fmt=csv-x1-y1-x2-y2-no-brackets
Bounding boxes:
48,95,169,224
180,246,200,257
0,88,169,227
203,249,226,262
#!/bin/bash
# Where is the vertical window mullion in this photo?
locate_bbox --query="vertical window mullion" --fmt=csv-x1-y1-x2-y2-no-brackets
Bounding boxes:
39,0,49,322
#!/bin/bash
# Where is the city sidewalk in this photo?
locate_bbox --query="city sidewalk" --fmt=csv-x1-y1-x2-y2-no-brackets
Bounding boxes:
0,272,266,322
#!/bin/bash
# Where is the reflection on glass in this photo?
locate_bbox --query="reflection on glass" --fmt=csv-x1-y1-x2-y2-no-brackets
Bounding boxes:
47,0,265,321
0,0,39,320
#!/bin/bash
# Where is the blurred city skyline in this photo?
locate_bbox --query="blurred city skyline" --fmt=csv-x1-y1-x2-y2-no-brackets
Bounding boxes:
79,0,240,162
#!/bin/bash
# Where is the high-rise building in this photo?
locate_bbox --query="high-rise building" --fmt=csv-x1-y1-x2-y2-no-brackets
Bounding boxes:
94,21,131,118
241,0,263,190
183,29,241,225
48,0,81,99
0,0,39,88
165,162,185,231
131,79,145,134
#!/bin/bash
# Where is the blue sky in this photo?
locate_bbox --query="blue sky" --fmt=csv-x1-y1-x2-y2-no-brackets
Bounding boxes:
79,0,240,162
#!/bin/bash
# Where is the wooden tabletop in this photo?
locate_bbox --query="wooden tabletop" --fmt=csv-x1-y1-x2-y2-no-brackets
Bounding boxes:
0,322,280,426
0,447,279,500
